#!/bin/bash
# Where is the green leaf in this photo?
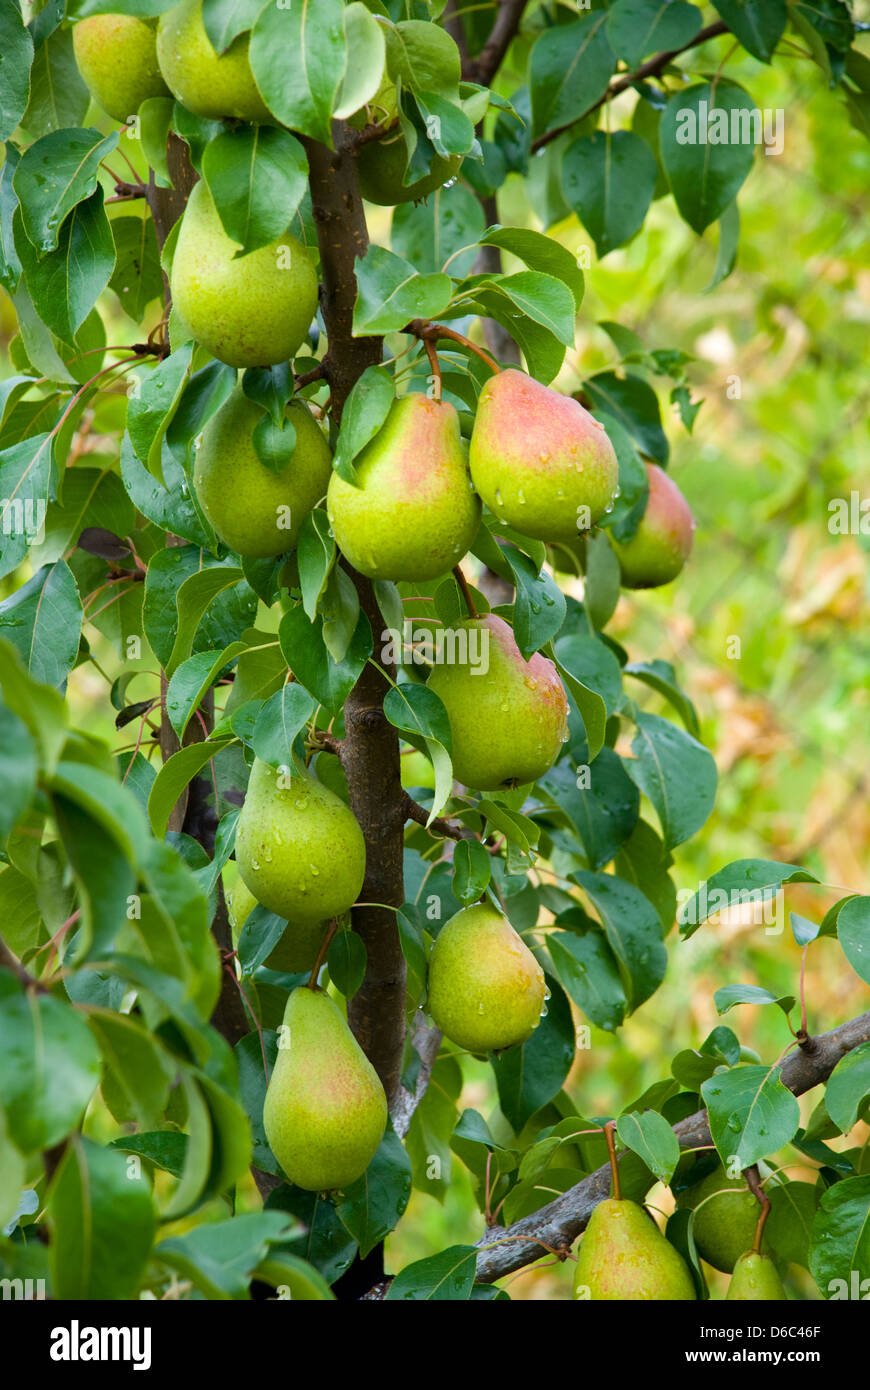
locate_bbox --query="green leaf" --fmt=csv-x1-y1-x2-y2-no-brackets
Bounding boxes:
21,27,89,141
298,508,335,619
548,919,626,1032
481,226,585,309
491,977,575,1129
562,130,658,257
127,342,195,480
0,0,34,140
660,81,758,235
616,1109,680,1184
452,840,491,905
335,1127,412,1257
626,711,717,850
111,1131,188,1178
825,1042,870,1134
701,1065,801,1170
393,185,485,276
502,547,566,657
249,0,346,147
384,19,461,99
13,126,118,255
607,0,703,69
0,703,37,842
705,198,740,291
279,604,372,715
385,1243,477,1301
200,0,266,51
767,1181,817,1269
479,270,576,348
714,984,796,1017
809,1176,870,1295
327,929,367,997
711,0,786,63
555,631,623,718
539,751,639,872
571,870,667,1012
529,11,615,140
202,125,308,256
353,244,452,336
583,372,668,465
158,1211,298,1300
120,436,214,549
0,561,82,688
166,642,247,740
679,859,819,939
13,188,114,343
384,683,453,823
624,660,700,737
147,737,232,838
0,991,101,1154
251,684,315,768
143,550,246,674
332,364,394,483
49,1137,154,1300
838,896,870,986
319,564,361,664
264,1186,357,1285
333,1,386,119
0,432,54,581
550,648,607,762
242,363,294,427
88,1009,172,1130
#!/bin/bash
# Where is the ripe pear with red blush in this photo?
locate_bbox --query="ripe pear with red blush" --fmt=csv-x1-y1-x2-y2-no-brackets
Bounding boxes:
326,393,480,582
469,369,619,542
611,462,694,589
426,613,568,790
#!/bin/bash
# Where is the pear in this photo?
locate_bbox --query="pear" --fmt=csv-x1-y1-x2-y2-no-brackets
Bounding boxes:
675,1164,762,1273
573,1199,696,1300
469,370,619,543
194,389,332,557
426,903,546,1052
351,81,461,205
156,0,270,121
400,746,436,791
264,986,387,1191
611,462,694,589
73,15,169,123
235,759,366,924
426,613,568,790
726,1250,788,1301
170,180,318,368
326,394,480,581
227,875,326,973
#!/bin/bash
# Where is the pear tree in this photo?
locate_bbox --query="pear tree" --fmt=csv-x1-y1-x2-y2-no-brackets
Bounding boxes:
1,0,870,1313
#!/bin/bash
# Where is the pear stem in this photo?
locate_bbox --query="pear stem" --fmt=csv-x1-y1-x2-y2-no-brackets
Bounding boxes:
307,918,339,987
452,564,479,619
406,319,500,375
745,1164,771,1253
604,1120,622,1200
423,339,442,401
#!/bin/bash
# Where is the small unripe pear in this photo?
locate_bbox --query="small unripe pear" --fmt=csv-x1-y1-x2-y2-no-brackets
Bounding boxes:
350,79,461,205
573,1198,696,1300
611,462,694,589
327,394,480,582
426,614,568,790
156,0,270,121
469,370,619,542
227,878,327,973
170,180,318,368
726,1250,788,1300
72,15,169,123
194,388,332,557
675,1163,763,1273
427,903,546,1052
264,986,387,1191
235,760,366,924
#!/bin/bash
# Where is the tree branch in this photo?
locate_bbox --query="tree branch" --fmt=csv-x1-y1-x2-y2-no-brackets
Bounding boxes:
468,0,529,86
402,793,465,842
474,1009,870,1283
304,124,407,1106
530,20,729,154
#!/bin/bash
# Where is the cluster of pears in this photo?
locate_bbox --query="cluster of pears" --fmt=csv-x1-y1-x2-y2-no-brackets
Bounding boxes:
677,1160,787,1300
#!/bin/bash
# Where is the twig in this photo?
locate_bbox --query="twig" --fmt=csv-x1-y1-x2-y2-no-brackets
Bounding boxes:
745,1164,772,1253
307,918,339,986
402,793,465,842
405,318,500,375
424,338,442,401
0,939,51,993
452,564,479,620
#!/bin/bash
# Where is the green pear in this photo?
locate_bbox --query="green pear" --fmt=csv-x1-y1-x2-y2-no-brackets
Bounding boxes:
227,875,326,973
400,746,436,791
264,986,387,1190
469,370,619,542
726,1250,788,1301
194,388,332,557
351,81,461,205
235,759,366,923
426,903,546,1052
73,15,169,122
573,1199,696,1300
426,613,568,790
170,180,318,368
675,1164,763,1273
327,394,480,581
611,462,694,589
156,0,270,121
